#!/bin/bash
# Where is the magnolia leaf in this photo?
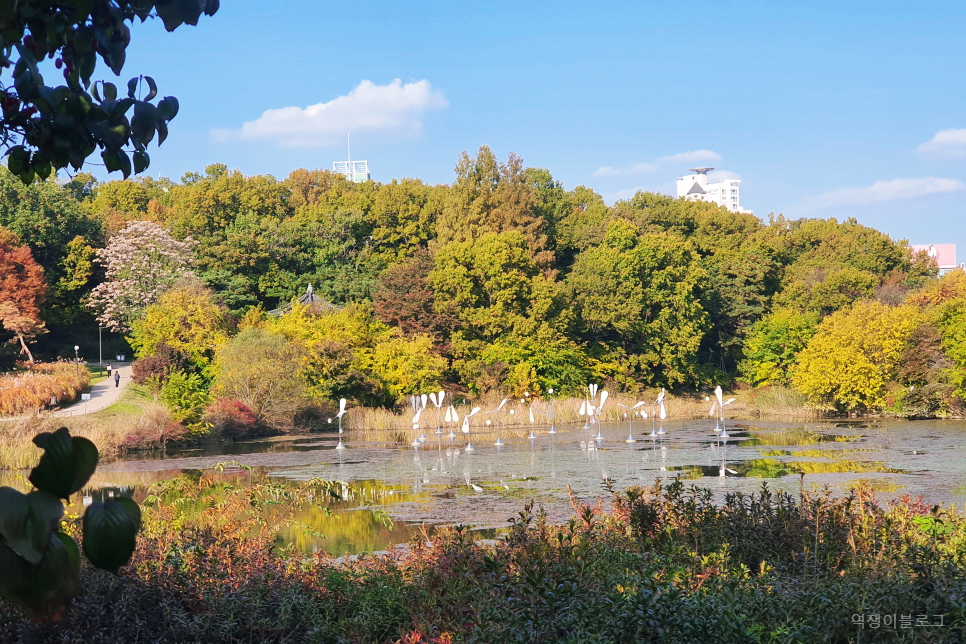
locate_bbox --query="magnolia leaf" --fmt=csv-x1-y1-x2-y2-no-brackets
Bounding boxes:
29,427,98,499
0,488,64,564
82,498,140,574
0,532,80,620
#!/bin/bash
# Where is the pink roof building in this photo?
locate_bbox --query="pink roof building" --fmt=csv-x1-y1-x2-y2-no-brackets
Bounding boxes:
910,244,961,275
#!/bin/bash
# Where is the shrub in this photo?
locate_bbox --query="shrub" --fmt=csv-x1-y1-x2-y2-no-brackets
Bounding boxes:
123,403,186,448
204,399,257,439
159,371,211,432
213,328,310,429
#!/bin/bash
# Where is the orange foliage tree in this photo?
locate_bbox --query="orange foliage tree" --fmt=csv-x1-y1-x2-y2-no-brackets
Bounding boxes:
0,227,47,363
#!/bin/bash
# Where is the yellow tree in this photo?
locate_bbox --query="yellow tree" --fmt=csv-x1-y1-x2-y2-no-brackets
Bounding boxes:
128,281,230,379
792,300,922,411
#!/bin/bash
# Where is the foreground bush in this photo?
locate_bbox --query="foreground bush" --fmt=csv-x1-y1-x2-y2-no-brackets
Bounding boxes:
1,476,964,642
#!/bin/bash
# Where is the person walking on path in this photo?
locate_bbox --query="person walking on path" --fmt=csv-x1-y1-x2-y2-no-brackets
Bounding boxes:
106,363,112,377
114,371,120,388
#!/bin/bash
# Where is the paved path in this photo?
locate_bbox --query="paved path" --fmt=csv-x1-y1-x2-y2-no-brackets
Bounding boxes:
54,364,133,417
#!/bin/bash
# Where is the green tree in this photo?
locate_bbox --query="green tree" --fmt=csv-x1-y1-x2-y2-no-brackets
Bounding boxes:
436,146,552,267
128,281,230,379
566,220,710,387
738,308,819,386
792,300,922,411
214,328,310,429
0,0,217,182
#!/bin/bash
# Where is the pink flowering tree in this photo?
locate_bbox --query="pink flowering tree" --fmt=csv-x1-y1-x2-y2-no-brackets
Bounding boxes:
87,221,195,332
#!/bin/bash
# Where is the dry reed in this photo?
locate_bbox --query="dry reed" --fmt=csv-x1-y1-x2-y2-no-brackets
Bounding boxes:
0,362,89,417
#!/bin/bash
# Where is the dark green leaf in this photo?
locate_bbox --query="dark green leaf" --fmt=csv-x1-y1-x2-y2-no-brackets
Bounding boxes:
102,82,117,101
117,149,132,178
143,76,157,102
155,1,185,31
29,427,76,498
29,427,99,499
127,76,138,99
0,488,63,564
156,95,179,121
177,0,204,25
7,146,28,175
82,499,140,574
133,150,150,174
0,532,81,620
70,437,98,493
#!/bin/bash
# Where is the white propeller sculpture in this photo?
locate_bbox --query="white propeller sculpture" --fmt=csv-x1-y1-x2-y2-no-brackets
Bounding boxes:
411,394,426,447
617,401,646,443
334,398,348,450
488,398,509,446
462,406,481,451
710,386,736,438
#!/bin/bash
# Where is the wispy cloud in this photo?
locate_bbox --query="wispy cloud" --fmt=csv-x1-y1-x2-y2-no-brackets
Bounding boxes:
211,79,448,147
810,177,965,207
917,129,966,160
592,162,658,178
709,170,742,182
602,186,647,203
592,151,721,178
658,149,722,164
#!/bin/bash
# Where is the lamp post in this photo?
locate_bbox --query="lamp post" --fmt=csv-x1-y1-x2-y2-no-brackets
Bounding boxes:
73,345,80,379
98,326,102,367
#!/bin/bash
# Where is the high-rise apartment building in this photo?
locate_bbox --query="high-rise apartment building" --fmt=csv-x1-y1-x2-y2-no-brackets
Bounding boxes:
676,167,752,214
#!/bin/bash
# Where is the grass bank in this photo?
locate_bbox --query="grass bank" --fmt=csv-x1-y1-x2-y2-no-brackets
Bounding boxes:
1,475,963,642
0,384,156,470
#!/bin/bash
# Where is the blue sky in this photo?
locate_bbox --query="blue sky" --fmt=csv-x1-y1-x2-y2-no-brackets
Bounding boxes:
118,0,966,255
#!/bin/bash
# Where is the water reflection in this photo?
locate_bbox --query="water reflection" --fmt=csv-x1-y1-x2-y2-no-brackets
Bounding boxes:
19,417,957,553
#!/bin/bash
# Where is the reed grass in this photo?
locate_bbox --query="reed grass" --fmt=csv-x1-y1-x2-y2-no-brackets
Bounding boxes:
0,385,157,470
0,361,89,417
344,388,816,444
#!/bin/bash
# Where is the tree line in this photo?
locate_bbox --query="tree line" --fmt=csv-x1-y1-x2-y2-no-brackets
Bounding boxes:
0,145,959,429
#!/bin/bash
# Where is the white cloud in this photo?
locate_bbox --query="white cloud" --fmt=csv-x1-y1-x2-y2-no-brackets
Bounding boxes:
592,162,658,178
658,149,722,164
917,129,966,160
811,177,965,207
593,150,722,178
592,166,621,177
709,170,742,182
211,79,448,148
602,187,646,204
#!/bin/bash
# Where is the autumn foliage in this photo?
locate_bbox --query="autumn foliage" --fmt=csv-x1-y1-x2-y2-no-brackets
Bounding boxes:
0,227,46,363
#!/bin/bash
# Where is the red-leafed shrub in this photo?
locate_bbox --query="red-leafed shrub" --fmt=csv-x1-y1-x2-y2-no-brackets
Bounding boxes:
123,403,186,448
204,398,257,439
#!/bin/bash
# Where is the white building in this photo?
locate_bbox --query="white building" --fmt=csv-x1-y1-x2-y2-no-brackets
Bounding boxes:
676,167,752,214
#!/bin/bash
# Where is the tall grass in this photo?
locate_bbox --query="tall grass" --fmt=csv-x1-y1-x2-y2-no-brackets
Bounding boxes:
0,385,158,470
345,389,814,444
0,361,89,416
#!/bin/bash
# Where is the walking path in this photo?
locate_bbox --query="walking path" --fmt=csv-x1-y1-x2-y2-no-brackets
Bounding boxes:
54,364,133,416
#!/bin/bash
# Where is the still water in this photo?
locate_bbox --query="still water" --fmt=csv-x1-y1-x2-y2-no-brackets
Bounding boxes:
84,418,966,553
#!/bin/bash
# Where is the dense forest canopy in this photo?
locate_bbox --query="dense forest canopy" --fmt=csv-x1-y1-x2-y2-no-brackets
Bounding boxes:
0,144,957,424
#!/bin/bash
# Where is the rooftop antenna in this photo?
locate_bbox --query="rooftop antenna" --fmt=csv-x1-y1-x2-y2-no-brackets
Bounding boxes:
333,132,370,182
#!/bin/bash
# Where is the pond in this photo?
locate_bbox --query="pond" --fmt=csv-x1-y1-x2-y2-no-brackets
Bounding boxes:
51,417,966,555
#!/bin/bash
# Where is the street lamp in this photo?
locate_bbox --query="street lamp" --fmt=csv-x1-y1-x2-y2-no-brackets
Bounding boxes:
74,345,80,379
